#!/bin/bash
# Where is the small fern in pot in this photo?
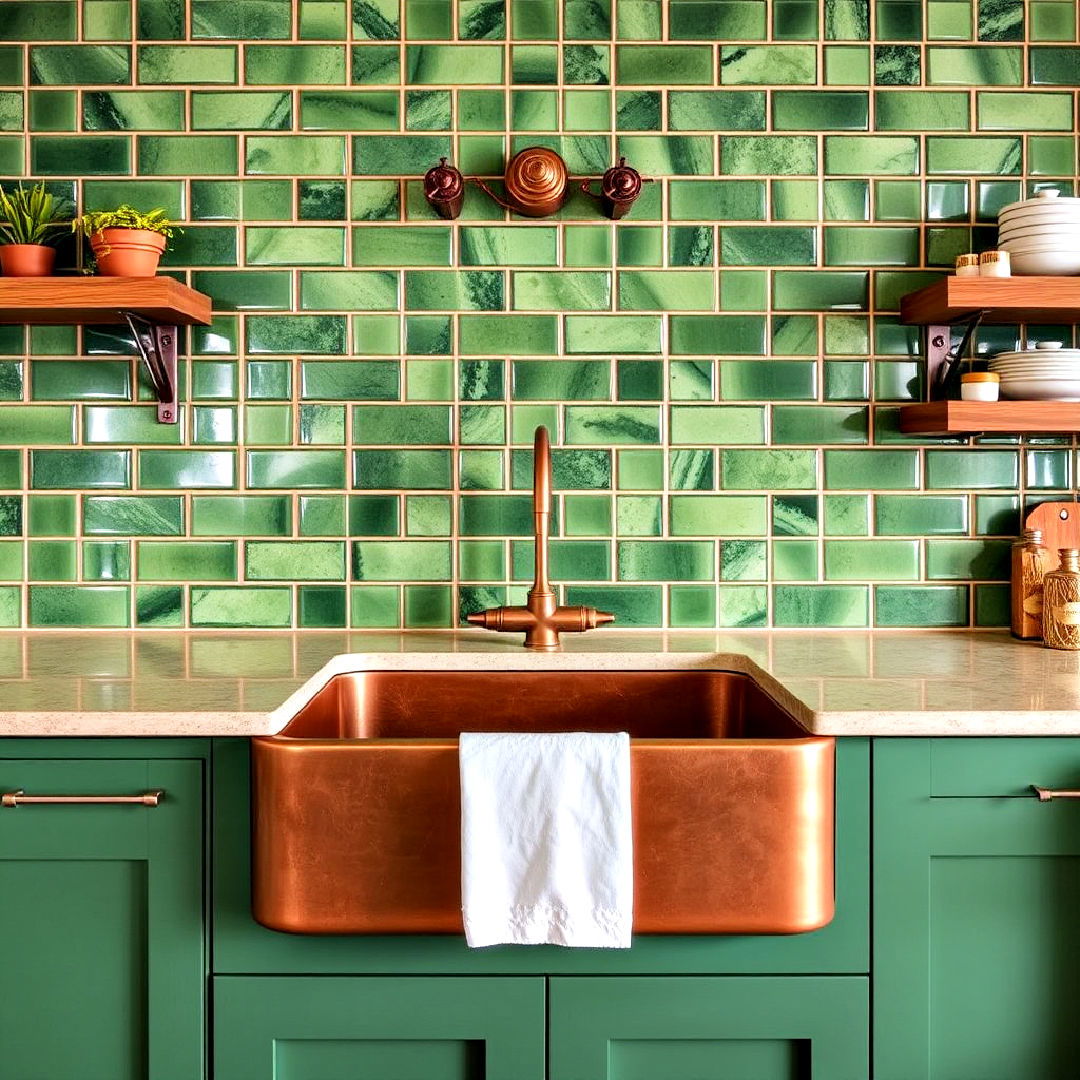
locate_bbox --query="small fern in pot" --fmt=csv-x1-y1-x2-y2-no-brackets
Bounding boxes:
72,205,179,277
0,182,69,277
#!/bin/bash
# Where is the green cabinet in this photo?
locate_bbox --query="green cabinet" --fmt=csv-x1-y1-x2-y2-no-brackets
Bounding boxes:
214,976,546,1079
0,754,205,1080
874,738,1080,1079
549,976,869,1080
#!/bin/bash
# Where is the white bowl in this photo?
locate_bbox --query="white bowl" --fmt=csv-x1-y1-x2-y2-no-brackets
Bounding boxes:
999,207,1080,222
998,224,1080,240
999,190,1080,216
992,347,1080,361
998,249,1080,275
1000,378,1080,401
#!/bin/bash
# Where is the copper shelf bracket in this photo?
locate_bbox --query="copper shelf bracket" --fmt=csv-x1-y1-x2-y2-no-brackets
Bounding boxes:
121,310,178,424
927,309,989,401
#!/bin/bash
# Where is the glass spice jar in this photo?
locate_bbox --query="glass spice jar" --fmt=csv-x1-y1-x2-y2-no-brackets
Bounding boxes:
1043,548,1080,651
1011,528,1052,640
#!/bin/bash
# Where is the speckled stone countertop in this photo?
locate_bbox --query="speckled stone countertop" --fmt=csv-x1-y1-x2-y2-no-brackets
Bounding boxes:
0,629,1076,737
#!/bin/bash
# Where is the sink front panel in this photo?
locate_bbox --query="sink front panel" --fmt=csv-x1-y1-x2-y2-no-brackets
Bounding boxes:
252,670,834,936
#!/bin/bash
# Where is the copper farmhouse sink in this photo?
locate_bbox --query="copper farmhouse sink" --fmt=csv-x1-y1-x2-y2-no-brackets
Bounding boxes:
252,670,835,936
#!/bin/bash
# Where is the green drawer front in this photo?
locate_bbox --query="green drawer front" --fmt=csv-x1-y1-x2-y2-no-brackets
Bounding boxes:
214,976,546,1080
549,976,869,1080
929,737,1080,797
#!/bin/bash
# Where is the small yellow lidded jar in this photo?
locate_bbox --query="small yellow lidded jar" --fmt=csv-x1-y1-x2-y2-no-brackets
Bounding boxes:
960,371,1000,402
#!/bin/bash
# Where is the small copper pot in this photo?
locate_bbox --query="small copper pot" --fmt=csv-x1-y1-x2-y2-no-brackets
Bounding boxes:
471,146,568,218
423,157,465,220
581,158,649,220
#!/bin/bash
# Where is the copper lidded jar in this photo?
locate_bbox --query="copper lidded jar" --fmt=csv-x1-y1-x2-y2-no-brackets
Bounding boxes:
1011,527,1053,640
1043,547,1080,650
503,146,568,217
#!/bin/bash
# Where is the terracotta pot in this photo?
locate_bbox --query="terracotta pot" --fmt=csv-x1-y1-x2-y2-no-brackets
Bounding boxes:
89,228,167,277
0,243,56,276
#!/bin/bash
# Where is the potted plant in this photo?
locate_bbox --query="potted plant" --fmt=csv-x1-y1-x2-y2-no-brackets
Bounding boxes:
71,205,178,277
0,181,68,276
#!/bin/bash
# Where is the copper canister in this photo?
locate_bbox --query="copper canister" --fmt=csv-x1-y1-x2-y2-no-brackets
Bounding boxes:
503,146,568,217
423,157,465,220
595,157,645,219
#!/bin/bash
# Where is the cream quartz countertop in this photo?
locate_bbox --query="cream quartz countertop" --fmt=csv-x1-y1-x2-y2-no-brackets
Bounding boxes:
0,629,1078,737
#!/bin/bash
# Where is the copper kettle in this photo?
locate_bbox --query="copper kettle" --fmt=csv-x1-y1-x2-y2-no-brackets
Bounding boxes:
476,146,568,218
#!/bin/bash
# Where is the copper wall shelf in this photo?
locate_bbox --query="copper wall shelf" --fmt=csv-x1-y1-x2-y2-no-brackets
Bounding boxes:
0,277,212,425
424,149,650,221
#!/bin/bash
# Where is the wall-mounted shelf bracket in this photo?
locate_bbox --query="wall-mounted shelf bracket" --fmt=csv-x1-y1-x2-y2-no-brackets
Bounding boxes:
926,309,989,400
122,311,178,424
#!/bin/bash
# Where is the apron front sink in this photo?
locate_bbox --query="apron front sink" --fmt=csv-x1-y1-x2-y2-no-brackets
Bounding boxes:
252,669,835,936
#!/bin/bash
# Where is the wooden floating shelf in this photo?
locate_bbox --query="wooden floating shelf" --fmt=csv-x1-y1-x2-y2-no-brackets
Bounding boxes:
900,276,1080,325
0,277,211,326
899,400,1080,435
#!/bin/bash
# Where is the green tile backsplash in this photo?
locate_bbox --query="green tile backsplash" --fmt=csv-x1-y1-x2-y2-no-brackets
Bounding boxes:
0,0,1073,628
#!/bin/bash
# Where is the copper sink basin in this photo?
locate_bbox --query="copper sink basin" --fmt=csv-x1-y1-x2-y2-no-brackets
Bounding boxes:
252,670,834,936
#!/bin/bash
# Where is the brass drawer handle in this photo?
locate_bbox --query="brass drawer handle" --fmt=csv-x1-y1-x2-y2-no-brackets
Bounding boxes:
1032,786,1080,802
1,789,164,808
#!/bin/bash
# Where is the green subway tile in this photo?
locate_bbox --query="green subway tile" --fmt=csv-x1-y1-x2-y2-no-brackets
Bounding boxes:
192,0,293,37
407,44,504,83
669,90,766,131
138,450,234,489
137,45,237,84
670,180,765,221
773,583,868,627
0,2,77,40
83,90,184,131
513,360,610,401
29,90,75,132
926,538,1010,580
670,405,765,445
137,541,236,582
31,495,74,538
824,135,918,175
927,45,1022,84
84,496,182,536
354,226,451,267
670,495,767,537
773,90,868,130
617,495,661,536
298,584,346,628
716,584,767,627
191,495,290,537
460,226,558,267
825,226,918,266
29,540,76,582
927,136,1021,175
720,45,816,85
773,538,818,580
566,584,661,626
564,315,661,354
84,406,179,446
297,495,345,536
246,227,345,267
824,448,917,489
616,45,714,85
720,538,766,580
978,91,1073,131
669,449,713,490
511,447,610,489
875,494,968,535
301,360,399,400
300,271,399,312
83,540,129,583
246,315,346,354
875,44,920,84
1030,46,1080,85
246,449,345,489
722,135,817,176
406,271,503,311
354,448,451,488
354,404,450,444
875,584,969,627
83,0,132,39
246,44,347,84
926,449,1019,489
774,405,868,444
671,0,764,37
824,538,918,580
618,539,712,581
29,585,129,628
669,584,716,628
722,449,816,490
874,91,970,132
824,494,869,536
247,136,346,178
460,314,558,355
246,541,345,581
353,539,450,580
32,450,127,490
720,360,816,401
30,45,130,85
0,406,74,446
31,135,130,176
138,135,237,176
773,494,819,536
513,271,611,311
301,90,398,131
191,586,291,627
721,227,816,267
565,406,660,445
773,270,868,311
671,315,766,355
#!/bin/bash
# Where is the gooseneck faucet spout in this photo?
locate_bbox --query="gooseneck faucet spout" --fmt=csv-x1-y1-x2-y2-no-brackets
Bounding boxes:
466,426,615,649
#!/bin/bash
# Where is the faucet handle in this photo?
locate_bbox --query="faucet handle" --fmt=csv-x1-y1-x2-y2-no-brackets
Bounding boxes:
533,425,551,517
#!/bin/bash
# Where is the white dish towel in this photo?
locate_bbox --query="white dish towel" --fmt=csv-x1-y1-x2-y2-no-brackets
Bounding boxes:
459,731,633,949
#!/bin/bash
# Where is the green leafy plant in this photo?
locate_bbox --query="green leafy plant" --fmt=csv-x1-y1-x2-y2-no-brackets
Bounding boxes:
0,182,68,246
72,205,179,243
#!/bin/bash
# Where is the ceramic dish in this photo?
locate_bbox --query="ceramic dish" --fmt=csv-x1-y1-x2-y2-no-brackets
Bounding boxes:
999,249,1080,275
998,225,1080,240
999,379,1080,401
999,190,1080,216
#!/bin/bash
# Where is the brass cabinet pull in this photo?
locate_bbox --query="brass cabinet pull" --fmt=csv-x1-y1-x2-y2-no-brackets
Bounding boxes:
1,789,164,808
1031,786,1080,802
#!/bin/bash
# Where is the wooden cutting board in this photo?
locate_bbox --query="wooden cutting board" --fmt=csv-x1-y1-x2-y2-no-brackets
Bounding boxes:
1025,501,1080,570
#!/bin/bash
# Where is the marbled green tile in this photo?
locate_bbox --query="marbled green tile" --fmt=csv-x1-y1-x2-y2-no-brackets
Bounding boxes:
246,44,347,83
926,45,1022,84
354,448,451,488
616,45,714,84
927,135,1021,175
83,90,184,131
513,271,611,311
246,314,346,353
31,450,125,490
874,90,970,132
722,135,817,176
137,541,236,582
721,44,816,85
245,541,345,581
721,226,816,267
137,45,236,84
824,134,918,174
191,0,292,37
246,449,345,489
29,585,129,628
616,135,712,176
617,539,712,581
875,584,969,627
668,90,765,131
721,448,816,490
31,45,130,85
565,406,660,445
190,586,291,627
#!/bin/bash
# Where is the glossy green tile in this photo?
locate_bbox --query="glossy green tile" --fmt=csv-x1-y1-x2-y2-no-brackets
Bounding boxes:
824,448,917,489
875,494,968,535
137,134,237,175
245,449,345,489
720,45,816,84
671,315,766,355
461,314,558,355
670,494,767,536
824,538,918,580
245,541,345,581
138,450,234,489
926,538,1010,580
246,44,347,83
82,496,179,537
137,45,236,84
29,585,130,628
773,90,868,130
722,135,817,175
83,541,129,582
137,541,236,581
32,135,131,176
29,540,76,582
31,450,126,490
926,449,1019,489
190,586,291,627
83,90,184,132
875,584,968,626
354,448,450,488
352,539,450,580
927,45,1022,84
616,45,714,84
31,45,130,84
408,44,503,83
722,449,816,490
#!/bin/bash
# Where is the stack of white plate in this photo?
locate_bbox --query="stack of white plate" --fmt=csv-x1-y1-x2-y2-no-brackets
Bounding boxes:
988,342,1080,400
998,190,1080,275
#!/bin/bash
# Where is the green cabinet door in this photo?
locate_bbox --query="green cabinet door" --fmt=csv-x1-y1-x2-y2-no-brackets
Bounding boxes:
214,976,546,1080
0,757,204,1080
875,738,1080,1079
549,976,869,1079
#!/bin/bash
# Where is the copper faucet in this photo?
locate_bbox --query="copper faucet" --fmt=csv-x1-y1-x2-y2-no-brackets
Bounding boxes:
466,426,615,649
